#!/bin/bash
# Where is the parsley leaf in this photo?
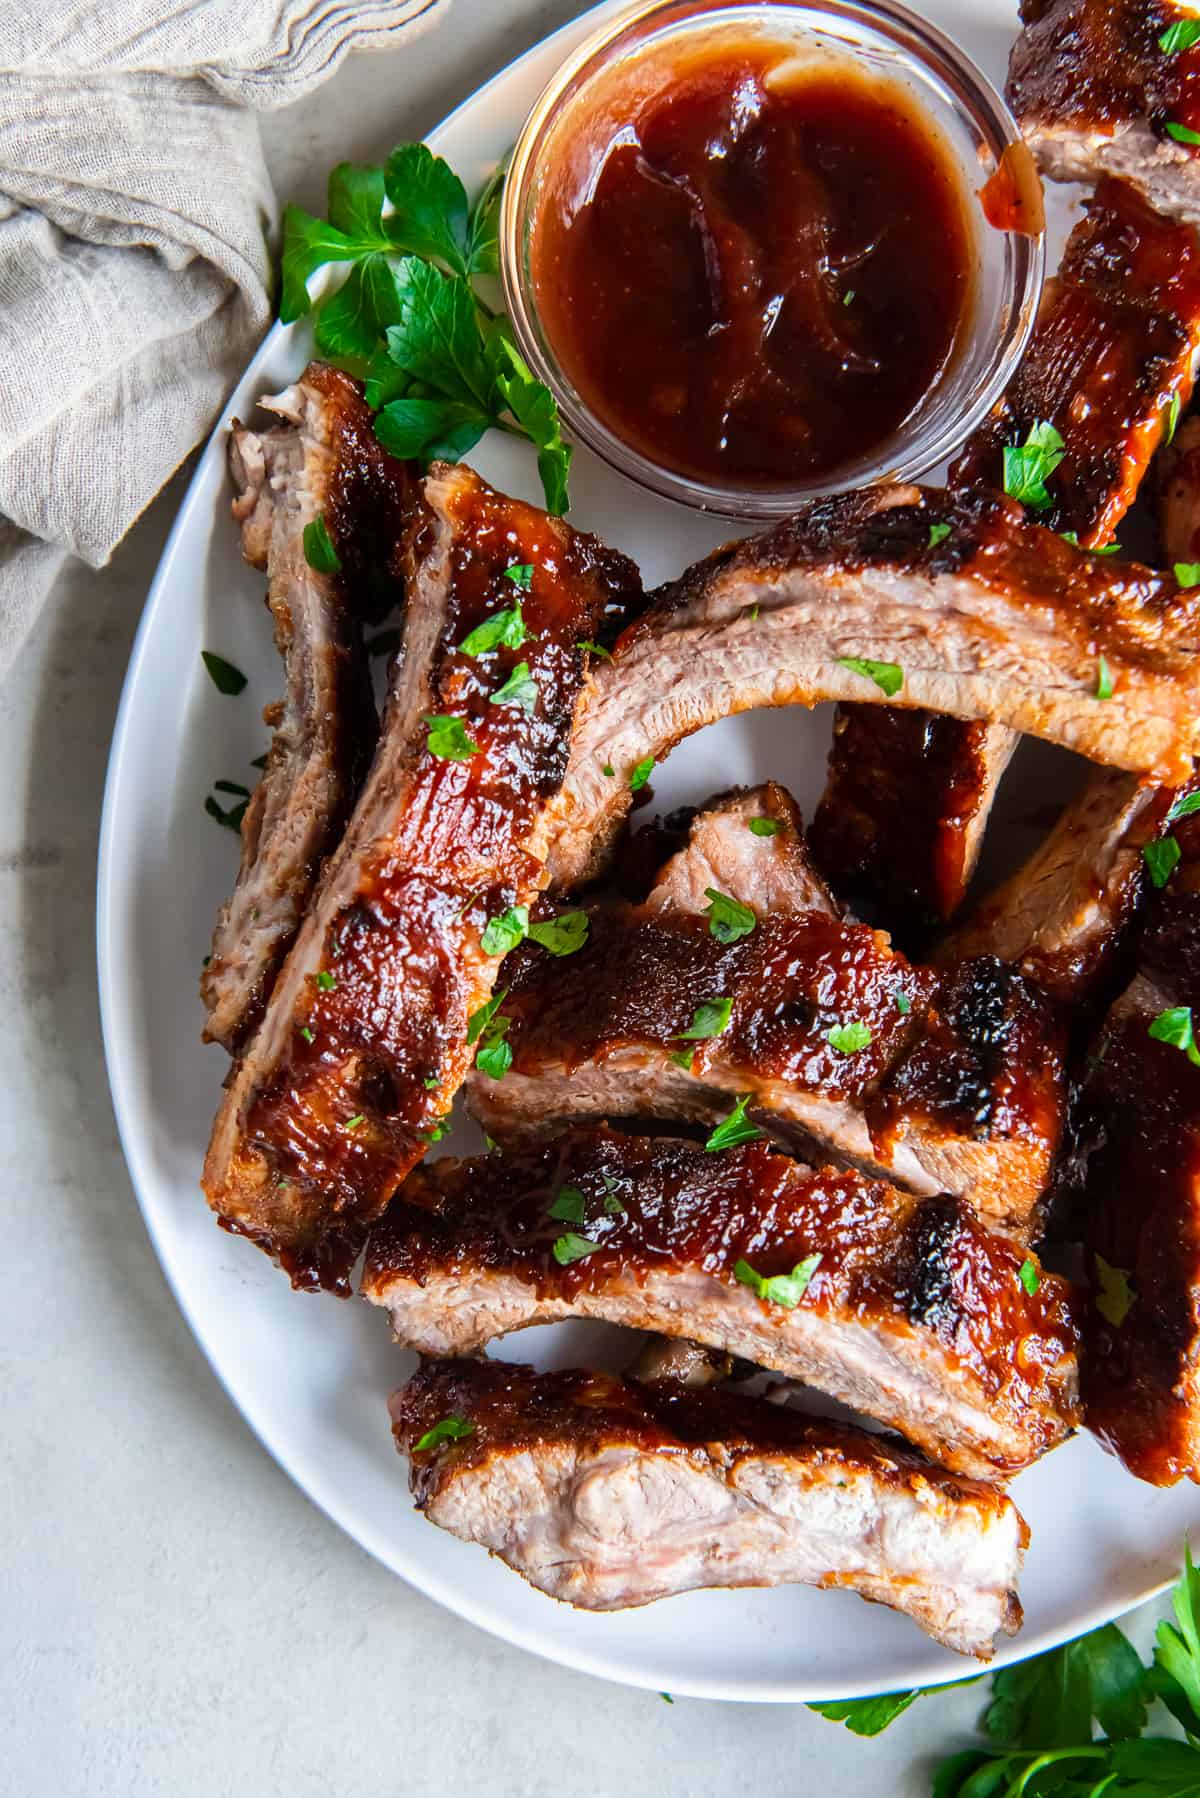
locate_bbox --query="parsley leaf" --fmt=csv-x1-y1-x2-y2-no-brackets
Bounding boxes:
1096,654,1114,701
314,252,404,360
528,911,589,957
629,755,655,792
552,1232,601,1265
1167,120,1200,144
837,656,903,697
748,816,781,837
383,143,469,274
467,158,505,276
1168,791,1200,822
577,639,611,659
423,714,479,760
1002,420,1065,509
676,998,733,1041
201,651,247,696
315,969,336,991
548,1186,586,1224
1018,1257,1040,1296
1176,562,1200,587
734,1252,822,1309
1149,1004,1200,1065
808,1693,925,1736
414,1415,475,1452
303,516,342,575
460,602,527,657
505,563,533,589
704,1094,762,1152
1162,19,1200,53
492,335,573,515
1167,390,1184,445
343,1113,365,1131
1151,1544,1200,1740
467,989,507,1046
1095,1252,1137,1328
895,991,912,1015
374,395,490,462
670,1048,695,1072
928,522,952,547
827,1021,873,1055
480,906,529,956
1144,836,1182,888
703,888,756,944
490,661,538,712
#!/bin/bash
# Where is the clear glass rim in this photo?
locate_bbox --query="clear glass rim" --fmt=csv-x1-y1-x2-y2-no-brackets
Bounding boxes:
500,0,1046,520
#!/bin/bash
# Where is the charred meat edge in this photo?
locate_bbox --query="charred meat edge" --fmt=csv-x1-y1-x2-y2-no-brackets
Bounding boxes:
392,1357,1028,1658
362,1130,1081,1482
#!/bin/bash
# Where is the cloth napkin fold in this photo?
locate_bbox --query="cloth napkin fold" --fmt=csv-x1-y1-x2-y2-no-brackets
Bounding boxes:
0,0,446,674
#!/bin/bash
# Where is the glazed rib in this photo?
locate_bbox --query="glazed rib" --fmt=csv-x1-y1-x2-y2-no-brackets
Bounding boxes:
1008,0,1200,223
202,465,643,1291
1077,800,1200,1484
363,1130,1081,1481
643,783,840,919
202,365,403,1053
391,1357,1029,1658
1159,413,1200,564
547,485,1200,892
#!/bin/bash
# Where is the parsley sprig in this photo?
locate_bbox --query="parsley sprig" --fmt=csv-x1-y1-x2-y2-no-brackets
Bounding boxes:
812,1544,1200,1796
280,145,571,512
1003,420,1065,510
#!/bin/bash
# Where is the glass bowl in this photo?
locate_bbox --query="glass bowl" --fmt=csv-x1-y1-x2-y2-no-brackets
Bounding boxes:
500,0,1045,519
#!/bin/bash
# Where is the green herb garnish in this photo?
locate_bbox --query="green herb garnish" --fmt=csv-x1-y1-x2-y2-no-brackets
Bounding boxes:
528,911,589,957
414,1415,475,1452
343,1113,365,1130
1176,563,1200,587
474,1013,512,1080
460,603,527,657
1018,1257,1040,1297
423,714,479,760
703,888,756,944
205,793,247,832
704,1094,762,1152
1002,419,1065,509
1096,654,1114,701
467,989,507,1045
1168,791,1200,822
548,1186,586,1224
826,1021,873,1055
1162,19,1200,53
1167,119,1200,144
748,817,781,837
734,1253,822,1309
676,998,733,1041
552,1232,601,1266
480,906,529,956
629,755,655,792
1149,1005,1200,1064
837,656,903,698
577,639,611,659
1167,390,1183,445
316,970,336,991
302,515,342,575
1144,837,1182,888
490,660,538,712
505,562,533,588
928,522,951,547
201,651,247,696
895,991,912,1015
669,1049,696,1072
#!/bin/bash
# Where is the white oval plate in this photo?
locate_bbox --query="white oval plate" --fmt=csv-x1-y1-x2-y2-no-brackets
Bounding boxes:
97,0,1200,1703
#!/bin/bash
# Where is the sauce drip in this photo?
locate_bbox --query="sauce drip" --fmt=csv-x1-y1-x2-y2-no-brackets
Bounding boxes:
532,41,972,488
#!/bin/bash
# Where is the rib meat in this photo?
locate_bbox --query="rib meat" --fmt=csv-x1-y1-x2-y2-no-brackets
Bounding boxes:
363,1130,1081,1480
391,1357,1029,1657
202,365,404,1053
202,465,643,1291
548,485,1200,892
1159,413,1200,564
1009,0,1200,224
643,783,840,919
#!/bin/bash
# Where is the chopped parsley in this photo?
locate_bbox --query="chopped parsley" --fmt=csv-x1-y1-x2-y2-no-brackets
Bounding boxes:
480,906,529,955
343,1113,365,1130
1002,420,1064,510
548,1185,586,1224
467,989,507,1045
302,515,342,575
601,763,615,778
300,1026,315,1044
1094,1254,1136,1328
928,522,951,548
826,1021,873,1055
748,816,781,837
676,998,733,1041
1149,1004,1200,1065
490,660,538,711
837,656,903,698
505,563,533,588
528,910,589,957
602,1180,626,1216
205,793,247,833
1143,836,1182,888
1166,390,1183,445
577,639,611,659
316,969,336,991
1096,655,1114,701
423,1075,440,1089
1166,120,1200,145
703,887,756,944
460,602,527,657
629,755,655,791
414,1415,475,1452
843,289,855,306
1167,791,1200,822
420,1116,450,1144
1018,1257,1040,1297
734,1252,822,1309
704,1094,762,1152
201,650,247,696
474,1013,512,1080
669,1048,696,1072
1175,562,1200,587
423,714,479,759
552,1232,601,1265
1062,533,1120,555
1161,19,1200,53
895,991,912,1015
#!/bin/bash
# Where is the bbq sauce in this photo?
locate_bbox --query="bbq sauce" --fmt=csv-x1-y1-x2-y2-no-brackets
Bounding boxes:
531,40,972,488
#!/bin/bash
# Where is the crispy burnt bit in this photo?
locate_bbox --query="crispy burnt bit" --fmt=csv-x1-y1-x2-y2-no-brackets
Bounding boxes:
202,466,644,1293
1080,802,1200,1483
809,709,1012,941
363,1129,1080,1479
391,1357,1029,1657
548,484,1200,892
952,178,1200,545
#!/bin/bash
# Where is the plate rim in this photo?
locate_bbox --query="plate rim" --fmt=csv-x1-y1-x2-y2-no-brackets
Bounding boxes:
95,0,1183,1704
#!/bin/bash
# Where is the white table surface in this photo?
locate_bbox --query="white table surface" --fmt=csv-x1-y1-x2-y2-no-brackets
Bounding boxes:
0,4,1172,1792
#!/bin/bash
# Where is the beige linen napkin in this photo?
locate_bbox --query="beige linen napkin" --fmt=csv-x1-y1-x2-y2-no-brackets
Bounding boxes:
0,0,446,673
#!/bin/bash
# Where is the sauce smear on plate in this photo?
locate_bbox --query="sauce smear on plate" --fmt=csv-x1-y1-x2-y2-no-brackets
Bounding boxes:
532,40,972,488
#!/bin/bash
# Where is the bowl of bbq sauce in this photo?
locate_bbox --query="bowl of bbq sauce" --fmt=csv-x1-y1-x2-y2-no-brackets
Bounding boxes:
501,0,1044,517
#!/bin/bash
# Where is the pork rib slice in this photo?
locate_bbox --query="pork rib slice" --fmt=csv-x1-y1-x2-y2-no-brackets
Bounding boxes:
363,1129,1081,1480
1008,0,1200,224
548,485,1200,892
812,179,1200,938
1074,798,1200,1485
391,1357,1029,1657
643,782,840,919
468,883,1064,1238
202,465,643,1291
202,364,404,1053
1159,413,1200,566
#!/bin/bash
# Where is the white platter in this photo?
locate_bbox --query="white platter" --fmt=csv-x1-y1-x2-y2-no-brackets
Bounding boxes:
97,0,1200,1703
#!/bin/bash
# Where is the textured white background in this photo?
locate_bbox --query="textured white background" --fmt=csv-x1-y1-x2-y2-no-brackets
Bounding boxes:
0,3,1168,1792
